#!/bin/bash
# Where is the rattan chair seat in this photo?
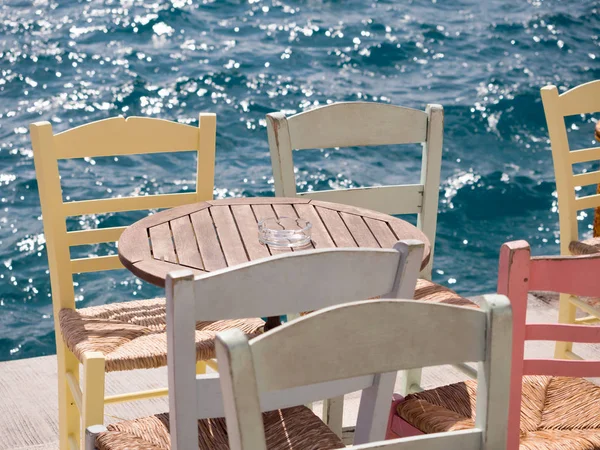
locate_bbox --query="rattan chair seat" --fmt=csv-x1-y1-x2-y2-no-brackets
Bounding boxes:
415,279,478,308
59,298,264,372
95,405,344,450
569,237,600,256
398,376,600,449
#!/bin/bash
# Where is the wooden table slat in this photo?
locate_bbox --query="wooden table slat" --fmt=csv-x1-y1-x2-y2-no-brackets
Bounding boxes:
252,204,291,253
118,223,151,265
339,212,380,248
133,259,204,287
364,217,398,248
315,206,357,248
231,205,271,260
207,197,310,206
293,204,335,249
211,206,250,266
148,223,178,263
170,216,204,270
139,201,210,228
190,209,228,271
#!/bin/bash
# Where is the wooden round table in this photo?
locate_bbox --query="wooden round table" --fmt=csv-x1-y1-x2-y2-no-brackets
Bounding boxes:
118,197,431,329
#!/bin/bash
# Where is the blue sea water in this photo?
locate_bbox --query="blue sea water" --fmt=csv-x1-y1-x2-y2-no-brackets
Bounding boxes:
0,0,599,362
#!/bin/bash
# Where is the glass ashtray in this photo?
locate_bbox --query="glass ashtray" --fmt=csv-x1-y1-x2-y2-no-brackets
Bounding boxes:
258,216,312,248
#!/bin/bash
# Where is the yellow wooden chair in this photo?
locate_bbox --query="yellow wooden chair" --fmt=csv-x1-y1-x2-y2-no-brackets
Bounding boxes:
541,80,600,360
30,115,263,450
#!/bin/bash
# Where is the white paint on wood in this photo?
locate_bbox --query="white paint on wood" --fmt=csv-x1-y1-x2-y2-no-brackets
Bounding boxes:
417,104,443,279
474,294,512,449
298,185,423,215
350,429,482,450
216,296,512,449
216,329,267,450
354,371,397,444
191,246,418,321
251,300,487,393
287,102,428,149
166,270,198,450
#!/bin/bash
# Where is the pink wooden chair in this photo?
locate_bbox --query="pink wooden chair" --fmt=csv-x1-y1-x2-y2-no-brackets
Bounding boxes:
387,240,600,450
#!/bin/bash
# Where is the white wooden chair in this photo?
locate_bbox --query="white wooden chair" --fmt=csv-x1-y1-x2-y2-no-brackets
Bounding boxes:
84,240,424,450
267,102,443,278
216,295,512,450
267,102,477,400
30,115,229,450
541,80,600,359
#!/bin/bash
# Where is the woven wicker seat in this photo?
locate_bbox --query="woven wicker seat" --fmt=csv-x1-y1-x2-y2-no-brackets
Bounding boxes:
95,405,344,450
59,298,264,372
569,237,600,256
414,279,477,308
398,376,600,450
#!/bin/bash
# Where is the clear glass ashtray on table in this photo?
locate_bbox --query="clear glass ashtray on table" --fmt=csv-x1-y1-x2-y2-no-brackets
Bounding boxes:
258,216,312,248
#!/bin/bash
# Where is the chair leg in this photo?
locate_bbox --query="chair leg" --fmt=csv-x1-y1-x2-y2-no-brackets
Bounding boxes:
322,396,344,438
196,361,207,374
397,369,422,396
58,343,81,450
82,352,105,449
85,425,107,450
555,293,577,358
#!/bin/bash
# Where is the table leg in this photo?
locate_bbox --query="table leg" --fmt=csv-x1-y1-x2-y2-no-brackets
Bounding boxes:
264,316,282,331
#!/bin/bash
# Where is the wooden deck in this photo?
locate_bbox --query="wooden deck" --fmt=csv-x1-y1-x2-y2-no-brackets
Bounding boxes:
2,293,599,450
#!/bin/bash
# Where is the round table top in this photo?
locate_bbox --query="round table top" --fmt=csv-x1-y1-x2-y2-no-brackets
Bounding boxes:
118,197,431,287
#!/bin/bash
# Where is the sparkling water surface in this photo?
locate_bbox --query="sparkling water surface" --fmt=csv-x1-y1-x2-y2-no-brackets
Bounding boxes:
0,0,599,361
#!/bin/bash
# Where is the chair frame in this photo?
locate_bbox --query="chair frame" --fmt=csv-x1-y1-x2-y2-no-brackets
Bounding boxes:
217,294,512,450
498,241,600,449
541,81,600,359
267,101,443,280
30,114,216,450
85,240,425,450
388,240,600,449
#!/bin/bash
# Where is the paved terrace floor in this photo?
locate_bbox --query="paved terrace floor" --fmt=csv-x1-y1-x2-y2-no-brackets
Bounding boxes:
2,293,598,450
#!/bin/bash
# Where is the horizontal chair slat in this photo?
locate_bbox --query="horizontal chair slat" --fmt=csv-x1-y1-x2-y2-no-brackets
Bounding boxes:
526,323,600,343
71,255,123,273
63,192,198,216
298,184,423,215
572,170,600,188
193,373,375,420
352,429,481,450
559,80,600,117
67,227,127,246
569,147,600,164
523,359,600,378
54,116,200,159
575,193,600,211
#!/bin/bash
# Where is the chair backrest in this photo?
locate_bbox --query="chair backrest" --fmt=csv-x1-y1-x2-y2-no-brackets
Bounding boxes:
497,240,600,449
216,295,512,450
266,102,444,278
166,240,425,449
541,82,600,254
30,115,216,317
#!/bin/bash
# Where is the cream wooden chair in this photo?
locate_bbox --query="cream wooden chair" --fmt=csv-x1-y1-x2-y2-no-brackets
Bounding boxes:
30,115,262,450
215,295,512,450
267,102,477,402
84,240,424,450
267,102,443,278
541,81,600,359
